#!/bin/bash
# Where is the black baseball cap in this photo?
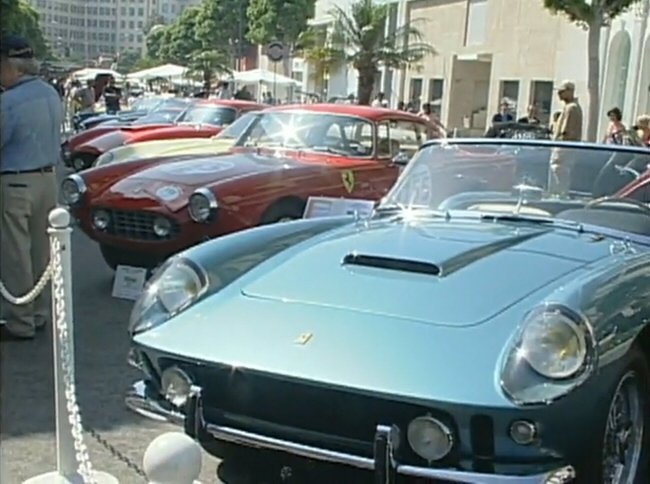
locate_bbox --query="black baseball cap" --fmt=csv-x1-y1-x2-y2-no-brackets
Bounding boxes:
0,35,34,59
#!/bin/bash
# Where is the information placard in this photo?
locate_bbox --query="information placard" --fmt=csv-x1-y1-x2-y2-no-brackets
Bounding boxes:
303,196,375,219
112,265,148,301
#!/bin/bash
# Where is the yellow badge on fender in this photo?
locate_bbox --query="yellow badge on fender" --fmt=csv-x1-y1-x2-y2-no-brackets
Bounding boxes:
341,170,355,193
294,332,314,345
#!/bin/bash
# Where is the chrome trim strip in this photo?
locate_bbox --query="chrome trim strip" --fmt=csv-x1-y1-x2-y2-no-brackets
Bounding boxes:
124,380,184,425
205,423,575,483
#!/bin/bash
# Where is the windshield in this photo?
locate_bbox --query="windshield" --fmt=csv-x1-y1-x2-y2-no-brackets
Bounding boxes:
215,111,259,140
382,140,650,237
132,109,184,125
176,106,237,126
130,97,163,112
236,112,376,156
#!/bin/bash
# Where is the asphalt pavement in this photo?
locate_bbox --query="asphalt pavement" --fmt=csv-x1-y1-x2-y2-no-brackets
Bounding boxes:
0,166,223,483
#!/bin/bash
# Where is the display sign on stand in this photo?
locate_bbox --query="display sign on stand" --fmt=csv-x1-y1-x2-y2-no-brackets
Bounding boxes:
112,265,148,300
303,196,376,219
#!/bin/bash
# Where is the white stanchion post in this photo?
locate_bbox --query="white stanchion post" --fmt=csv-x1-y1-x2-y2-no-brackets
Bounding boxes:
24,208,118,484
143,433,202,484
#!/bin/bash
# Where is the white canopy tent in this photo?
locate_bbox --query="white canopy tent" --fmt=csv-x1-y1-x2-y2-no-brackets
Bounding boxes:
232,68,302,87
71,67,122,81
127,63,189,81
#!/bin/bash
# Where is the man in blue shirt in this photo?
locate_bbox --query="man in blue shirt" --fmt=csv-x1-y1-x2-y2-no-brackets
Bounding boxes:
0,35,63,341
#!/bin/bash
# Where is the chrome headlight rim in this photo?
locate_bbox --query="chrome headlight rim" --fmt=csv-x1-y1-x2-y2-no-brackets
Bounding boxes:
128,257,209,335
518,304,595,381
188,187,218,223
161,366,194,408
61,174,87,205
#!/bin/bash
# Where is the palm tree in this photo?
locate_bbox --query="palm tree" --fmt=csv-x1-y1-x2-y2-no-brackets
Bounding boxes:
295,25,345,98
188,49,231,89
331,0,435,105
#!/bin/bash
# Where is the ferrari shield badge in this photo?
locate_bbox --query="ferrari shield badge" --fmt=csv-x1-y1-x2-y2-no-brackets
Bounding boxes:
294,332,314,345
341,170,355,194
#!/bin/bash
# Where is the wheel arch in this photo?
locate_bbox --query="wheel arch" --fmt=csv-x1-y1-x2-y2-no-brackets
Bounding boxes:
635,322,650,363
260,195,306,223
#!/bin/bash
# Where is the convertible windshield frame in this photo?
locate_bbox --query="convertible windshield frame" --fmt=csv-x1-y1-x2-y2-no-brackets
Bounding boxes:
379,138,650,242
234,111,378,159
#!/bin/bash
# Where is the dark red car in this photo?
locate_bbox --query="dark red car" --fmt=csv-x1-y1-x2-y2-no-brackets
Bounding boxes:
61,104,443,269
65,99,264,171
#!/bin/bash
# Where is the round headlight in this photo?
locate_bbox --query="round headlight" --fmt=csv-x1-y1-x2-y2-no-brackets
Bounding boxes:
407,416,453,462
161,367,193,407
189,188,217,223
153,216,172,237
520,309,587,379
92,209,110,230
157,262,205,315
60,175,86,205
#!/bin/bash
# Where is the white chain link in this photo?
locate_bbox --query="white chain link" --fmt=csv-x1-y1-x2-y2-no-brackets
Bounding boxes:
0,262,52,305
50,235,98,484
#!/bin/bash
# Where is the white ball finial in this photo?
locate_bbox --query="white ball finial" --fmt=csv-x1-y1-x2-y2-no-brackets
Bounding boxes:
49,207,71,229
143,432,202,484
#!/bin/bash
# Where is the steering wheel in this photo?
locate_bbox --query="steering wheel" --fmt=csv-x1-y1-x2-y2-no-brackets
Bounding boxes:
584,196,650,216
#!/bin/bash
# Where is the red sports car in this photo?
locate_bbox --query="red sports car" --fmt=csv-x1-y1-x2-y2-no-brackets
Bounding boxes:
65,99,265,172
61,104,443,269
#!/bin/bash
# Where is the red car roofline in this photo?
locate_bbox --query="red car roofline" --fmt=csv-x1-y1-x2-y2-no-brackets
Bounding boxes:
266,103,429,123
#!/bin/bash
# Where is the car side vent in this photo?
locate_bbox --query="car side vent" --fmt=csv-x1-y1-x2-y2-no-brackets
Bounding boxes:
342,253,441,276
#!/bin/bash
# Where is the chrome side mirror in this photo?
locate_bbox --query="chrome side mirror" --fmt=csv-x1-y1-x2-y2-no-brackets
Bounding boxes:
391,151,410,166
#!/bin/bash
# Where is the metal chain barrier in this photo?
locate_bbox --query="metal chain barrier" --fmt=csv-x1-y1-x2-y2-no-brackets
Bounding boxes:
84,426,147,480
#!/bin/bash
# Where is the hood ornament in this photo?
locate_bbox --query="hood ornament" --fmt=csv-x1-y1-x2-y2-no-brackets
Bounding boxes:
294,332,313,345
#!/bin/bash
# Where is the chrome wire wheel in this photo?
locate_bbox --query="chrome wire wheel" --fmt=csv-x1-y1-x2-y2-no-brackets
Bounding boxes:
602,370,645,484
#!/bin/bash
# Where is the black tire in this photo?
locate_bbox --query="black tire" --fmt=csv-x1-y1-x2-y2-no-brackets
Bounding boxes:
99,245,159,271
260,198,306,225
579,345,649,483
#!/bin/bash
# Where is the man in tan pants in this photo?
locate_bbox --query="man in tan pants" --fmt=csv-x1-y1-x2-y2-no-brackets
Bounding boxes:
0,35,63,341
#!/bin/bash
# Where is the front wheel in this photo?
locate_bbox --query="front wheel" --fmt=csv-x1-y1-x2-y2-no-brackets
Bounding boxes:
585,346,649,484
260,199,305,225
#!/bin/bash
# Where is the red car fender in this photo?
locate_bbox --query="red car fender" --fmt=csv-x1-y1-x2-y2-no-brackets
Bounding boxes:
125,125,223,144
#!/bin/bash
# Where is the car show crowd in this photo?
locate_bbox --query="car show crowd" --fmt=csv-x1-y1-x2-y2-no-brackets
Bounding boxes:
2,32,650,484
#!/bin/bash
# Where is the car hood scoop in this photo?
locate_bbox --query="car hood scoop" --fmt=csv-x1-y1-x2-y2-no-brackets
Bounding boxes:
242,221,601,328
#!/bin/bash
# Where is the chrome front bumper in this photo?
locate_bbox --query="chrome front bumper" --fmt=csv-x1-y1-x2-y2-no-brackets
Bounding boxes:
125,380,576,484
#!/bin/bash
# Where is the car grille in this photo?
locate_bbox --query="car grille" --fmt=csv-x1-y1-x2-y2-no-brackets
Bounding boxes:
104,209,180,241
165,360,462,467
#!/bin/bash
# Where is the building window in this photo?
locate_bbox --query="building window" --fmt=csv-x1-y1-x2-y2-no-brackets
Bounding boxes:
499,80,520,111
409,78,423,111
530,80,553,124
465,0,488,46
428,78,444,117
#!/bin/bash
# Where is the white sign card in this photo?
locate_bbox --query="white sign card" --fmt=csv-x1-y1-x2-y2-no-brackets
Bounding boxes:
112,265,148,301
303,196,375,220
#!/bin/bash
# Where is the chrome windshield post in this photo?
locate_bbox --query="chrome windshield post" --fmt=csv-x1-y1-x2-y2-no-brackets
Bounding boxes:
373,425,397,484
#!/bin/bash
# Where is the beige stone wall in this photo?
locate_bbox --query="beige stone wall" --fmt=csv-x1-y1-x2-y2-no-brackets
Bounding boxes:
404,0,584,129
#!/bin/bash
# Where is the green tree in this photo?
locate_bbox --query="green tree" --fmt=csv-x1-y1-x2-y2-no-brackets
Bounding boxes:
145,25,170,60
1,0,48,57
246,0,316,45
196,0,250,68
331,0,434,105
294,25,345,97
117,49,143,73
543,0,641,141
188,49,231,85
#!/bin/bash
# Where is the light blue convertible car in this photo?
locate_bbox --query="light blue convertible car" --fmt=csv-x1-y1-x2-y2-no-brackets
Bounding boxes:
125,139,650,483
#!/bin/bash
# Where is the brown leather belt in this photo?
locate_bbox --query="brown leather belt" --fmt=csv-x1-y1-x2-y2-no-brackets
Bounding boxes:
1,166,54,175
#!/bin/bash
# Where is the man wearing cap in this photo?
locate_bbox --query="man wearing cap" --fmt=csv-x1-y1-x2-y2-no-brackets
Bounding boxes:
548,80,583,195
0,35,63,341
